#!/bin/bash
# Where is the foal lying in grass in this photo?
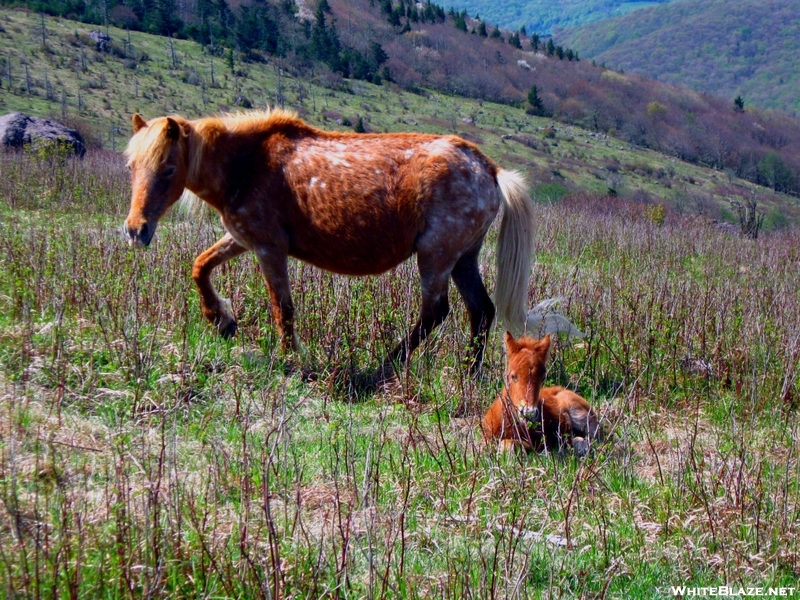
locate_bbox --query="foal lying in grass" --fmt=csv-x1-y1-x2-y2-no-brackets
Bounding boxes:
482,333,603,455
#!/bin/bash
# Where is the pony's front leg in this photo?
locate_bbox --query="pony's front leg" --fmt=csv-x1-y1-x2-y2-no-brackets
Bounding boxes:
192,233,247,337
254,249,301,353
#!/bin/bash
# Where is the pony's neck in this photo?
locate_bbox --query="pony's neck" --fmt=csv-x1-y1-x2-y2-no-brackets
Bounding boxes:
183,121,227,212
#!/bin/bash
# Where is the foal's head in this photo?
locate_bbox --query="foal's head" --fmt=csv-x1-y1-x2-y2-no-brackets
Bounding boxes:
503,332,551,420
124,114,192,247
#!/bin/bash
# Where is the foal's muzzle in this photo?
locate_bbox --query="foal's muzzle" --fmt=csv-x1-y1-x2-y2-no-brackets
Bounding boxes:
520,405,540,423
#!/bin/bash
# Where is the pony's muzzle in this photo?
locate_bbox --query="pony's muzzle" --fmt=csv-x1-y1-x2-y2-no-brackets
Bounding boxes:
124,220,153,247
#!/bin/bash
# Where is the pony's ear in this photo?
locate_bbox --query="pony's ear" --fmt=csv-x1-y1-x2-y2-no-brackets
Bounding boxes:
504,331,519,354
165,117,181,140
132,113,147,133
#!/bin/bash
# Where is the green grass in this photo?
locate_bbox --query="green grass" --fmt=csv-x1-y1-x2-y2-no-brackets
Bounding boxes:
1,140,799,597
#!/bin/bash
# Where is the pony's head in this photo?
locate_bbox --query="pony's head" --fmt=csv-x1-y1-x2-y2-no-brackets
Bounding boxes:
124,114,192,247
503,332,551,421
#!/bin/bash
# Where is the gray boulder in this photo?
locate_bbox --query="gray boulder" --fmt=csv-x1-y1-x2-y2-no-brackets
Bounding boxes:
89,30,112,51
0,112,86,157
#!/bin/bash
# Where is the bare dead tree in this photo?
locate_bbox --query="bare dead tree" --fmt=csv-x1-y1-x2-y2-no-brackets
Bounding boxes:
728,193,765,239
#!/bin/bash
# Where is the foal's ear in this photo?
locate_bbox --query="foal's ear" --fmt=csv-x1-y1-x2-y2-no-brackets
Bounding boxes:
132,113,148,133
539,334,552,361
504,331,519,354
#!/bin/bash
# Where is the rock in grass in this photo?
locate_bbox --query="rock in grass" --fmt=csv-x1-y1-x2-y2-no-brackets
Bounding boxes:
0,112,86,157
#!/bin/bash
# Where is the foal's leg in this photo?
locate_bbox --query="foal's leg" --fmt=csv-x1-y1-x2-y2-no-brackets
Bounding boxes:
380,257,452,381
253,248,301,353
192,233,247,337
451,249,495,374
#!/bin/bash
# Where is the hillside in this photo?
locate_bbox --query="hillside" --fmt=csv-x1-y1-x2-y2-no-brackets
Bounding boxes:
5,0,800,202
434,0,674,37
557,0,800,115
0,11,800,227
1,5,799,228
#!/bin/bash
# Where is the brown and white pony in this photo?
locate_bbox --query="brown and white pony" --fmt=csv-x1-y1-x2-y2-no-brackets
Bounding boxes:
123,110,535,380
482,333,603,455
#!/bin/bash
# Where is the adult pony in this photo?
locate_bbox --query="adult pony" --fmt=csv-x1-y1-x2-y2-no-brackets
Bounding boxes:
124,110,535,379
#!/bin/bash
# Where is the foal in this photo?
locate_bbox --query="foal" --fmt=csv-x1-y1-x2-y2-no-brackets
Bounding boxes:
482,333,602,455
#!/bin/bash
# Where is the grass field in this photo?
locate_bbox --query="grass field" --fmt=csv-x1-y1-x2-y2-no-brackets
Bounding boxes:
1,136,799,597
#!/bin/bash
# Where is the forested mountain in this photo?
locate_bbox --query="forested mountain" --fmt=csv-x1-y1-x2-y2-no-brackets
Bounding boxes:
557,0,800,115
432,0,674,37
2,0,800,196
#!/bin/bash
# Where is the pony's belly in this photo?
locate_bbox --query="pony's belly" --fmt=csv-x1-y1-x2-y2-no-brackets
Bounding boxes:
290,235,415,276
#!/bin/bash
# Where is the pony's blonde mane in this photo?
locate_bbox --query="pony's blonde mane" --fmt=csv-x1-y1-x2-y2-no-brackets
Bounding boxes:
218,108,302,132
125,108,306,178
124,117,179,172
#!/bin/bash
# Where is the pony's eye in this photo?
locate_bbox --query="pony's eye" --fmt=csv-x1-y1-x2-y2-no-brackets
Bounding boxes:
164,165,176,177
510,374,518,382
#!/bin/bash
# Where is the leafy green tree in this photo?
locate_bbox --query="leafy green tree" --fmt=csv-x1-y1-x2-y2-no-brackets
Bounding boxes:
758,152,796,192
142,0,183,35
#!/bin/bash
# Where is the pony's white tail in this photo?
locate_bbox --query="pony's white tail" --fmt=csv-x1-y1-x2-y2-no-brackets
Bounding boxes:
494,169,536,336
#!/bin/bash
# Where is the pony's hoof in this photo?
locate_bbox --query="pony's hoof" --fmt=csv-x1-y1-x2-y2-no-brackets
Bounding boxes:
218,320,238,338
572,437,590,457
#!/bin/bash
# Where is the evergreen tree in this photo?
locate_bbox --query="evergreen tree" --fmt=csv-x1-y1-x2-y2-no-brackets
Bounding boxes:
477,21,487,37
453,9,467,32
527,84,543,114
734,95,745,112
310,0,341,70
530,32,539,51
546,38,555,56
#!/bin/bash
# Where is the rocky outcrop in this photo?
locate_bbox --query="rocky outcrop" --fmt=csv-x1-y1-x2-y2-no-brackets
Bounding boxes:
0,112,86,157
88,30,112,51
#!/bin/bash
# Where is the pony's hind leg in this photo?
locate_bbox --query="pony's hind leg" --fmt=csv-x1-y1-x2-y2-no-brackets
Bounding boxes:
451,249,495,374
192,233,247,337
378,258,452,383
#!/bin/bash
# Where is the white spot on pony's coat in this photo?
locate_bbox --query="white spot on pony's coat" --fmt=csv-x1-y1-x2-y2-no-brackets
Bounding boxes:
425,138,453,156
310,177,318,188
404,149,414,160
328,155,351,168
